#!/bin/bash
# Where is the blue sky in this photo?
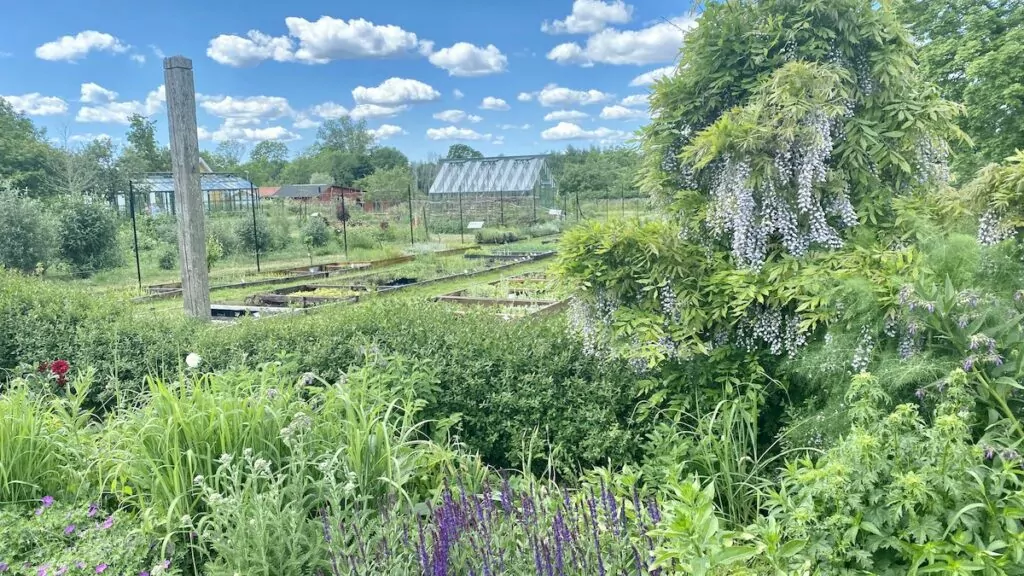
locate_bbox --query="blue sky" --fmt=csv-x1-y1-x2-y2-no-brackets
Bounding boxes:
0,0,692,161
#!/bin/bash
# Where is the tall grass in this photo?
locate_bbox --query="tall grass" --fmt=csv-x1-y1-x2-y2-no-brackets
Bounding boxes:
0,387,75,503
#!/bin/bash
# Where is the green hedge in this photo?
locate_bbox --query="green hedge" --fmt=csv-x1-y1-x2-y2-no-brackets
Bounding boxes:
0,270,640,473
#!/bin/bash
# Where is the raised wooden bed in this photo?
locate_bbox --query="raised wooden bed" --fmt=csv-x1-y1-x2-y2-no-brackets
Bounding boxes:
433,272,566,318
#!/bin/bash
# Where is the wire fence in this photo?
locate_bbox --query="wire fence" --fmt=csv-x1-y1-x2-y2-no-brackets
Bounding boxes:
92,184,650,290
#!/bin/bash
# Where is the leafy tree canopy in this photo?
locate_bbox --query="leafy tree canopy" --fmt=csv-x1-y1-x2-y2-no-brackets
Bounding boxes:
898,0,1024,178
446,144,483,160
0,98,56,196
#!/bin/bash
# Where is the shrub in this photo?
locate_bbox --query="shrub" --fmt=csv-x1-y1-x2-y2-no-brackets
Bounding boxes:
0,184,56,273
157,245,177,270
54,194,121,276
149,214,179,246
206,235,223,272
475,228,521,245
206,217,241,256
302,216,332,248
235,215,274,253
343,227,377,250
526,221,561,238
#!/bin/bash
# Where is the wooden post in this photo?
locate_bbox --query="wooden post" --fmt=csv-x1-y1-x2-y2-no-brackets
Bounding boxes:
164,56,210,321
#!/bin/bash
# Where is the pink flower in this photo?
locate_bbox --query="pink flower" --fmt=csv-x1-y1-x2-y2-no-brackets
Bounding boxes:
86,503,98,518
64,524,75,535
99,515,114,530
95,564,107,574
41,496,54,508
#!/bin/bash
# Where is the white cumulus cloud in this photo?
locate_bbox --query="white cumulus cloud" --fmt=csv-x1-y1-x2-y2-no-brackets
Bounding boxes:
207,31,294,67
426,126,493,141
428,42,507,76
540,122,629,142
76,85,165,124
293,115,320,129
542,0,633,35
517,92,534,102
206,17,425,66
433,109,484,123
547,17,693,66
453,89,465,99
80,83,119,104
498,123,531,130
350,104,407,120
311,102,349,119
480,97,510,111
68,133,112,143
287,16,424,63
353,78,440,106
200,119,301,143
620,94,649,107
35,31,129,62
199,95,294,120
544,110,589,122
2,93,69,116
600,105,647,120
368,124,406,140
536,84,612,107
629,65,675,87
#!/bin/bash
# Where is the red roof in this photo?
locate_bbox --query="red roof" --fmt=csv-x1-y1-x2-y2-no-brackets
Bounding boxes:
258,187,280,198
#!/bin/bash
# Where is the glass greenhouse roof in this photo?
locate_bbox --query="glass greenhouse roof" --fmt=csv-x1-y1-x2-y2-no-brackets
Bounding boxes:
429,155,554,195
138,173,254,193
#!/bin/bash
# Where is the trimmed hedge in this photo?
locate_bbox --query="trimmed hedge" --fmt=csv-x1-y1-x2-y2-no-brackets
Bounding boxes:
0,270,641,473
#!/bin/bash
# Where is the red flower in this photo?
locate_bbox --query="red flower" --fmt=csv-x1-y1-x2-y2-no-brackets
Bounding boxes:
49,360,70,386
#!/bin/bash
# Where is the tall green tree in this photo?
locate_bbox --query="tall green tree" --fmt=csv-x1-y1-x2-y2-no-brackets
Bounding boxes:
898,0,1024,177
369,146,409,172
355,165,414,202
446,144,483,160
0,98,56,196
316,118,373,156
245,140,290,185
122,114,164,173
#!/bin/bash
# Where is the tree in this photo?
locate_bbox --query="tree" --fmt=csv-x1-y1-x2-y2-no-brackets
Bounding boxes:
446,144,483,160
327,150,373,187
0,180,56,272
355,166,413,202
564,0,963,371
0,98,56,196
316,118,373,156
205,140,247,173
54,194,121,276
369,146,409,172
246,141,290,185
48,130,100,197
123,114,163,173
898,0,1024,177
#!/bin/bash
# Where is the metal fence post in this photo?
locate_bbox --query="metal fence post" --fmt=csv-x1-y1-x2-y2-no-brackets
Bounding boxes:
458,192,465,244
499,189,505,227
408,184,415,245
341,192,349,259
128,180,142,292
250,182,261,273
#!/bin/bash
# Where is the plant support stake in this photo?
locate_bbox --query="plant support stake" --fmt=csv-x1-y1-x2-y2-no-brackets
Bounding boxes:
458,190,464,244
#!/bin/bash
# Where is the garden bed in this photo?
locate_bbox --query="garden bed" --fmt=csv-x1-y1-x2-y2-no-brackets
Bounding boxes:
433,273,567,319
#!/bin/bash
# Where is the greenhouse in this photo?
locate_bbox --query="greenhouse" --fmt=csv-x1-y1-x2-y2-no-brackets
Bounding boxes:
114,173,257,216
427,155,558,227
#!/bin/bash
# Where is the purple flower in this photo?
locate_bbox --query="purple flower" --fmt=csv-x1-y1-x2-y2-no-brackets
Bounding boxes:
963,356,975,372
36,565,48,576
915,388,925,400
41,496,54,508
0,562,8,573
86,503,98,518
55,568,67,576
64,524,75,535
95,564,108,574
99,516,114,530
139,573,149,576
984,446,995,460
161,561,170,570
75,563,85,570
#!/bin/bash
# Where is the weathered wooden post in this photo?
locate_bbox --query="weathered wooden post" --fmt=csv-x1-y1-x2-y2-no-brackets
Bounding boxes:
164,56,210,320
